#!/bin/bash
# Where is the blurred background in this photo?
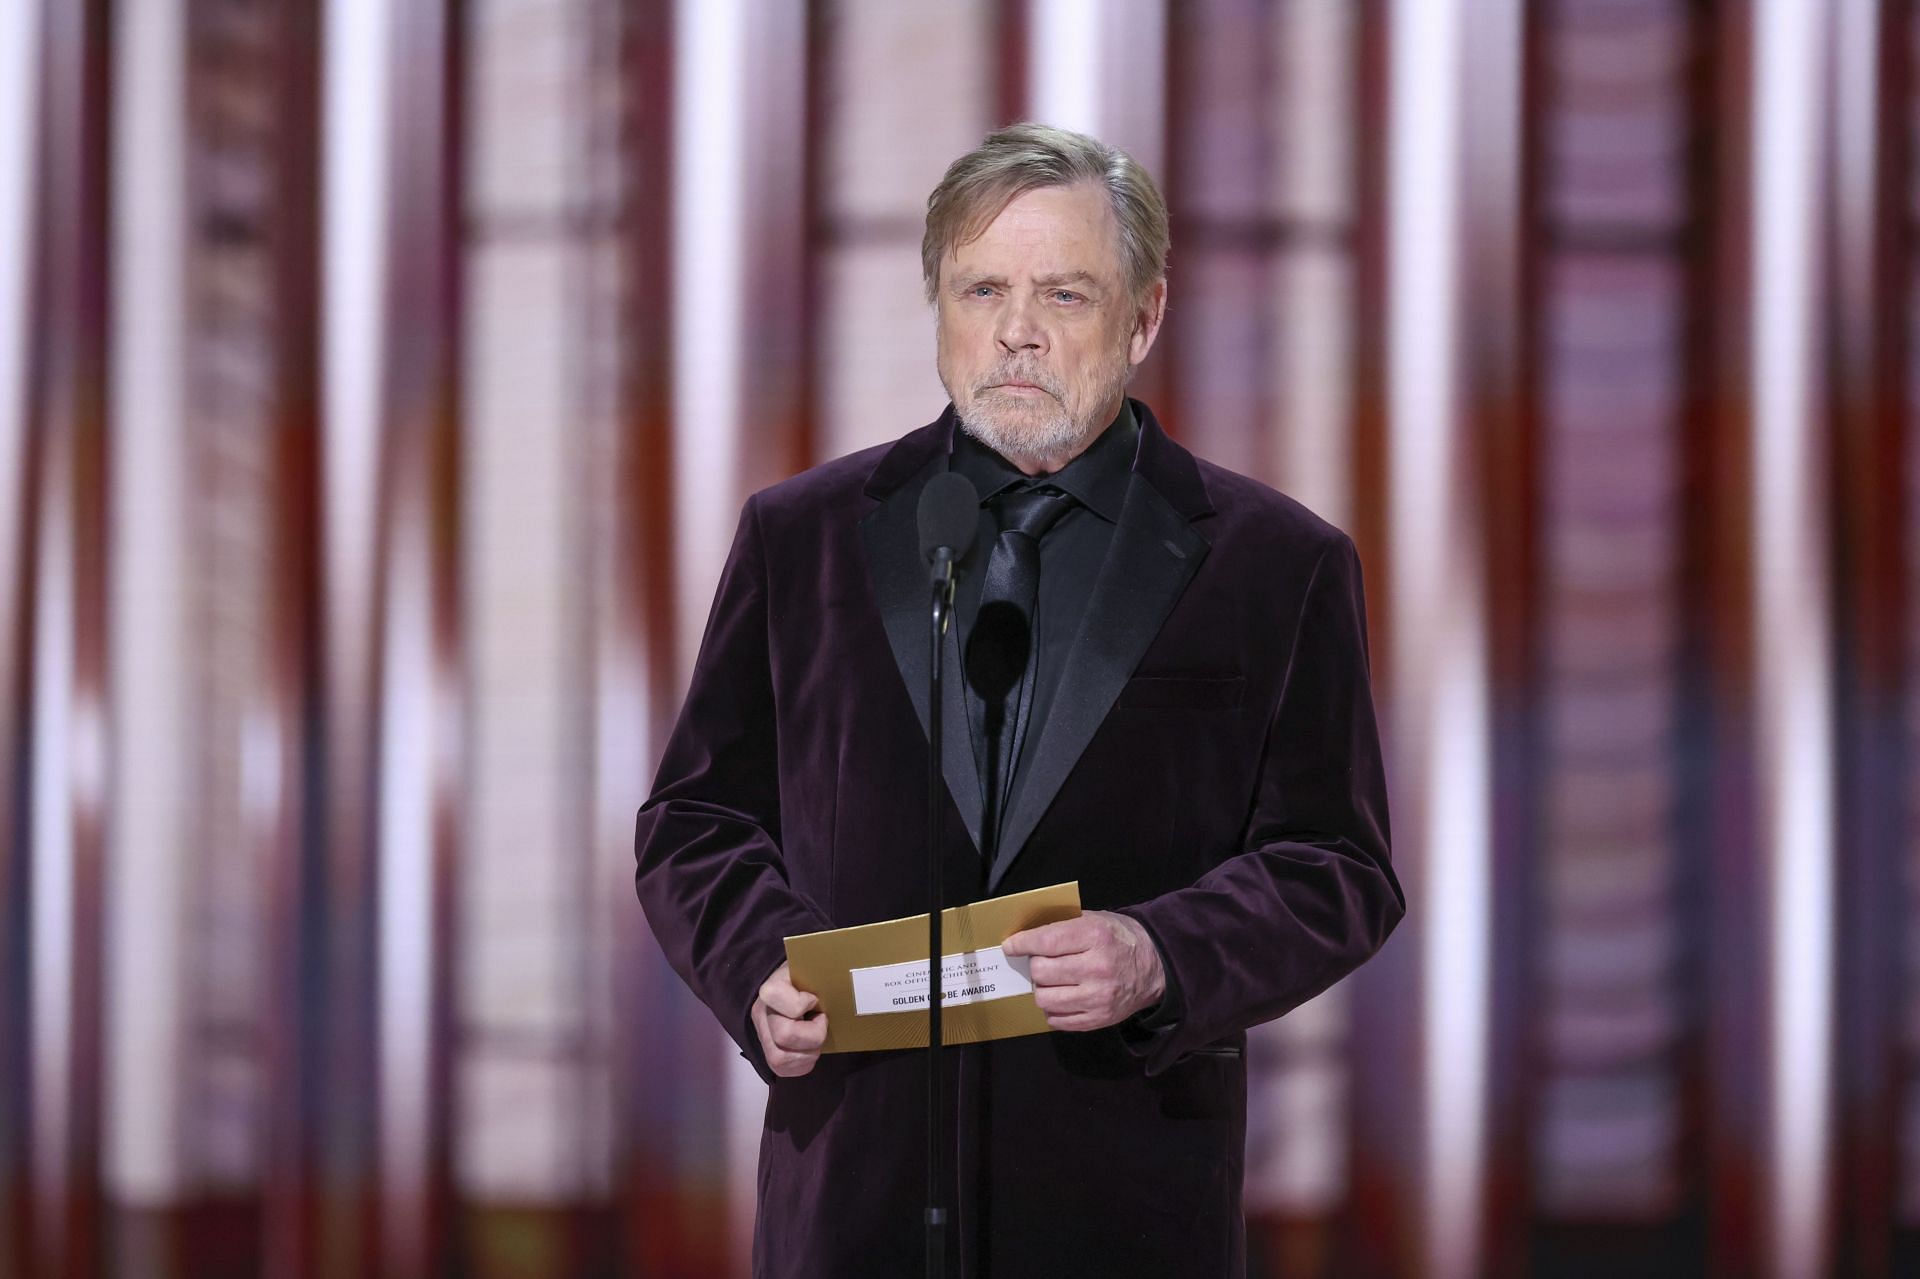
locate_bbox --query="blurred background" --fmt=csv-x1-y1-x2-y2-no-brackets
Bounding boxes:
1,0,1914,1276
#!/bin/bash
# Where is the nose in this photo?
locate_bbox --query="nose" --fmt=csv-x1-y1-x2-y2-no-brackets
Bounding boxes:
995,293,1046,354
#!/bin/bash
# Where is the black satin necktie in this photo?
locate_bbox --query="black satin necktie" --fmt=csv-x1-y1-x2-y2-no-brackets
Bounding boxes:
964,485,1074,850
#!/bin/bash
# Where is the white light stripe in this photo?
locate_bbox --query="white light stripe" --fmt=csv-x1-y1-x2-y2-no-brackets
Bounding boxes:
1752,2,1834,1275
0,0,39,664
0,16,40,1196
590,635,643,1200
376,491,435,1274
1028,0,1103,134
104,0,189,1204
28,434,75,1234
1389,0,1491,1276
672,0,748,686
672,3,758,1268
322,0,396,1257
322,0,389,781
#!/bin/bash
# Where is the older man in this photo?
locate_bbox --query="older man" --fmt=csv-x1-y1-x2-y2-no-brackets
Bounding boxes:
635,123,1402,1279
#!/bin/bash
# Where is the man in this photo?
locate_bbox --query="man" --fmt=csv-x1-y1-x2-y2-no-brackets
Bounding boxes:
635,123,1402,1278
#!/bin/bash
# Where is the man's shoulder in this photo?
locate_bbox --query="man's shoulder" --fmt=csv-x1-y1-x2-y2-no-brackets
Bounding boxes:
1189,456,1352,559
749,418,943,523
748,439,897,526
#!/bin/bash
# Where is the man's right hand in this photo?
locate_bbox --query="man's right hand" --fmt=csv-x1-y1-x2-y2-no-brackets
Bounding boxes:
752,962,828,1078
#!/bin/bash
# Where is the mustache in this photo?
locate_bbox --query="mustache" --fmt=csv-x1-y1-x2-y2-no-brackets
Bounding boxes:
974,364,1062,397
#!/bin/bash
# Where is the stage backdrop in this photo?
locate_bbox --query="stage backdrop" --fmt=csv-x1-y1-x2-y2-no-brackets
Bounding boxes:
1,1,1915,1277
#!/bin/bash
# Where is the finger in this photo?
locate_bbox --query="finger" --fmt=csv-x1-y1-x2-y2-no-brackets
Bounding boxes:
768,1011,829,1054
1004,918,1095,959
758,968,819,1020
1028,951,1109,988
1044,1009,1110,1033
1027,953,1070,987
757,1003,825,1078
751,1000,782,1059
1032,983,1090,1017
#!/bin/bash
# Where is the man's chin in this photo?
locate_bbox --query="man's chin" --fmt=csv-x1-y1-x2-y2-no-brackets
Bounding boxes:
958,409,1088,467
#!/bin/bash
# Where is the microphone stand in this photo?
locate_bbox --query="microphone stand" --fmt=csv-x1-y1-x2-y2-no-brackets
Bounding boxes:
926,546,956,1279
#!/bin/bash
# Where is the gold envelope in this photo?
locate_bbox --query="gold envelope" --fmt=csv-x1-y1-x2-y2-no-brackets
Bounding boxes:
783,882,1081,1053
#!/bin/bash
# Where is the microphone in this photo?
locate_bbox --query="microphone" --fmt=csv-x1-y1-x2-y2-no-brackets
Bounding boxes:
912,468,977,1279
917,471,979,590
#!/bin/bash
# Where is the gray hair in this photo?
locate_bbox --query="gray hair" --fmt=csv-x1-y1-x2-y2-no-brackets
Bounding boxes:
921,122,1169,304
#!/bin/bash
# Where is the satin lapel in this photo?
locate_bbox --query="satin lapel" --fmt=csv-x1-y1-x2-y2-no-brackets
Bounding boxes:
986,473,1210,890
859,459,986,856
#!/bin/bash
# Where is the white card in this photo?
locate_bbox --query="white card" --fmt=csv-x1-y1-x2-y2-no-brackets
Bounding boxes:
848,944,1035,1016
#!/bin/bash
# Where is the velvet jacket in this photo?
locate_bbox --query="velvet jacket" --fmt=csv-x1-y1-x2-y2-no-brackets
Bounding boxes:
634,401,1404,1278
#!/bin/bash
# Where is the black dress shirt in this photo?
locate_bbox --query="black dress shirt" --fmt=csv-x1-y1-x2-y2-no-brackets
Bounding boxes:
948,402,1138,851
947,401,1185,1035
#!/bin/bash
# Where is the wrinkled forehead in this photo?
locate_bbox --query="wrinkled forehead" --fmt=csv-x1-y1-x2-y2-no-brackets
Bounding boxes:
940,181,1126,285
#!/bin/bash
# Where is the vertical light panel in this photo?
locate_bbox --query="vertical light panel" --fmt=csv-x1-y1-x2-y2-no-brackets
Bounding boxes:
27,427,77,1262
736,1,809,491
671,2,761,1267
104,0,188,1206
321,0,393,1268
594,0,687,1260
576,0,642,1211
321,0,390,887
375,472,436,1275
0,24,42,1268
0,0,39,661
1026,0,1165,171
1028,0,1102,133
1528,4,1703,1252
1459,0,1523,1266
1389,0,1491,1277
1161,6,1365,1246
24,3,112,1274
460,0,599,1208
1825,0,1904,1269
1273,0,1357,534
1752,1,1836,1275
815,0,994,459
671,0,748,680
377,0,465,1269
322,0,390,763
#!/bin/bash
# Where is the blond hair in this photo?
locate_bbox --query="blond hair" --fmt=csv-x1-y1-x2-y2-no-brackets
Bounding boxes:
921,122,1169,304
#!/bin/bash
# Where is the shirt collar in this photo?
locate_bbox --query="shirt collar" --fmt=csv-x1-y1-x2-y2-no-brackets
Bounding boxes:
949,401,1137,524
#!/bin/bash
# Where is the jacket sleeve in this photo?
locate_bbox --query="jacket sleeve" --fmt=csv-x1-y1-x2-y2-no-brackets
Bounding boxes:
633,495,833,1084
1115,533,1403,1073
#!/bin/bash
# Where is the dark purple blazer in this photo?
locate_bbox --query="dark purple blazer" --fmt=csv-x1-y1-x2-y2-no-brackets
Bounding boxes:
634,401,1402,1278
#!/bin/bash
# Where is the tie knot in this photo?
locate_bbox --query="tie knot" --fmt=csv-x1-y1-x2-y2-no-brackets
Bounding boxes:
991,486,1073,540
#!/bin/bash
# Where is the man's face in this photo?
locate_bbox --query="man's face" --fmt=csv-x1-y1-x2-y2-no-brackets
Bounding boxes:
934,183,1165,474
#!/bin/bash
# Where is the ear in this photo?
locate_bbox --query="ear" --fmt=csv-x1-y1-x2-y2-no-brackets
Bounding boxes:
1127,279,1168,367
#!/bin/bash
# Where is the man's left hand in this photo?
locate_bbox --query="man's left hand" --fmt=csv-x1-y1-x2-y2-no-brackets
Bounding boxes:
1001,911,1167,1032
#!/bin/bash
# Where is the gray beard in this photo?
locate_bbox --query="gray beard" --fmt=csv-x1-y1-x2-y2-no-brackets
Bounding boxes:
956,397,1090,468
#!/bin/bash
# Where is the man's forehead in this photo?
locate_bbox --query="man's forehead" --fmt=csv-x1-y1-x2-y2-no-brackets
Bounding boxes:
943,185,1124,278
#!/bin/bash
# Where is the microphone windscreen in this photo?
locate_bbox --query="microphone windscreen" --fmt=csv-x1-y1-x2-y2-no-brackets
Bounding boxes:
917,471,980,564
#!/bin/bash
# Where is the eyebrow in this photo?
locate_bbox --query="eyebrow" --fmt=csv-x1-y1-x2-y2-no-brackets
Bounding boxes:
1033,272,1100,289
950,270,1104,292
